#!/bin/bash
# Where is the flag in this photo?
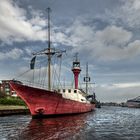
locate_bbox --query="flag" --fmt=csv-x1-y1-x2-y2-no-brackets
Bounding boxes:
30,56,36,69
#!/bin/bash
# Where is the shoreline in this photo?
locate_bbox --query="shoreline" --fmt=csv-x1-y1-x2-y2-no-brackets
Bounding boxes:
0,105,30,116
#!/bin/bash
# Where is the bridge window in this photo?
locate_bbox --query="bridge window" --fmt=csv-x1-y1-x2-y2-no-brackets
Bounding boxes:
74,90,77,93
63,89,65,93
68,89,71,93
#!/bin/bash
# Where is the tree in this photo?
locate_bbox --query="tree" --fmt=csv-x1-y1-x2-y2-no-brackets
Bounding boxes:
0,91,6,98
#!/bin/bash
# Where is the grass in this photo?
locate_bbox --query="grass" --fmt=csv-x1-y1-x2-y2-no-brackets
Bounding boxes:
0,93,28,110
0,96,26,106
0,94,28,111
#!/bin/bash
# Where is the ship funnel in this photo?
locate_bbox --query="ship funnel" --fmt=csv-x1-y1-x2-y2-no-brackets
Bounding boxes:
72,54,81,89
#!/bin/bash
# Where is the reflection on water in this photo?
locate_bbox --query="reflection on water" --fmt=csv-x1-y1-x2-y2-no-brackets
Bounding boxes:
19,114,88,140
0,106,140,140
0,113,90,140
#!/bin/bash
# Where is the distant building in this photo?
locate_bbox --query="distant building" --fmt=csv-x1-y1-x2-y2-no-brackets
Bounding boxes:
0,80,17,97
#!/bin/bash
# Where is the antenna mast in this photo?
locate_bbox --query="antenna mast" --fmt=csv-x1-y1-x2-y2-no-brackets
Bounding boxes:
84,63,90,94
86,63,88,94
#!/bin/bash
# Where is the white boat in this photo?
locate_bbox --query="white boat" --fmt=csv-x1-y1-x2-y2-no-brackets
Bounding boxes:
127,96,140,108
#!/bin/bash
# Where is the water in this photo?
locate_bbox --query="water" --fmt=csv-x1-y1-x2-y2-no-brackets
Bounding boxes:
0,106,140,140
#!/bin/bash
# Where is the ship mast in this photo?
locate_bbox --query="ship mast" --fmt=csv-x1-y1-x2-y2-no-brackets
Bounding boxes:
47,7,51,90
32,8,65,90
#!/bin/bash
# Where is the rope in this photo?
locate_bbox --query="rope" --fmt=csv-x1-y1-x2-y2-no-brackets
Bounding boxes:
52,54,56,89
51,54,64,90
15,69,30,79
58,55,62,85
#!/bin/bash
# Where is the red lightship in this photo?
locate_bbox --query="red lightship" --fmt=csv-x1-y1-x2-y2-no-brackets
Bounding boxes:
10,8,95,118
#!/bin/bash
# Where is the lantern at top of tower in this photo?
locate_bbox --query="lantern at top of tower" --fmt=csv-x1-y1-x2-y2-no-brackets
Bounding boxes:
72,53,81,70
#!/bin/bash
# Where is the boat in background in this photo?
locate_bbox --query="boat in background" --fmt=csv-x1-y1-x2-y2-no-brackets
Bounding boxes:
127,96,140,108
10,8,95,118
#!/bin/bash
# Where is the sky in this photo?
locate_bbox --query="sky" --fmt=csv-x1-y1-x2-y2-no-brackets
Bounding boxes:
0,0,140,102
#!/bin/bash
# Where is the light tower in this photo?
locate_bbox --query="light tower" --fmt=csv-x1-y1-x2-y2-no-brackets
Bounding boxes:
72,54,81,89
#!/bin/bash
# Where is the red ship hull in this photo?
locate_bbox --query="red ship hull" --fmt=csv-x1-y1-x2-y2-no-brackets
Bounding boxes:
10,82,95,118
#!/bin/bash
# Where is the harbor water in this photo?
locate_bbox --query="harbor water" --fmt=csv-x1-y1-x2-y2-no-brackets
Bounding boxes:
0,106,140,140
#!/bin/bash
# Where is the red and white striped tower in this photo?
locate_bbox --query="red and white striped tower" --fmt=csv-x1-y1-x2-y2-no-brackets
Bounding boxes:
72,54,81,89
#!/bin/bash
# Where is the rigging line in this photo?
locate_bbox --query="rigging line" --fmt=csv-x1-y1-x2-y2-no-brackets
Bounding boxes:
39,66,42,86
42,61,48,88
52,55,59,89
34,57,48,87
52,66,63,89
33,58,47,86
40,65,44,87
79,73,83,89
35,58,48,71
51,55,55,89
38,57,48,64
79,74,81,89
51,55,62,89
58,55,62,86
54,56,60,89
54,58,59,89
32,68,35,84
38,64,41,84
57,56,63,89
63,77,65,89
15,69,30,79
71,78,74,88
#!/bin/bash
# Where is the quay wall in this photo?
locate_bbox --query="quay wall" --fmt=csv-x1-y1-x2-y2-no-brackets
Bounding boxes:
0,109,30,116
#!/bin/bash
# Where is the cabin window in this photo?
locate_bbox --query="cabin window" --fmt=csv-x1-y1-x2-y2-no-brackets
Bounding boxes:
74,90,77,93
63,89,65,93
68,89,71,93
58,89,60,92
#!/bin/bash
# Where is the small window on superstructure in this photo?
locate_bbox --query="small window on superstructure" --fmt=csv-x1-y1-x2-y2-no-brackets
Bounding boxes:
68,89,71,93
58,89,60,92
74,90,77,93
63,89,65,93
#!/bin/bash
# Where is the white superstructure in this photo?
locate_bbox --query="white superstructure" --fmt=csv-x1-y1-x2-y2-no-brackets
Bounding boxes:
57,89,90,103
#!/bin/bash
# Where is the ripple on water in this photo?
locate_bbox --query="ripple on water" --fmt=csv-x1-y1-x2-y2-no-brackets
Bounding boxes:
0,107,140,140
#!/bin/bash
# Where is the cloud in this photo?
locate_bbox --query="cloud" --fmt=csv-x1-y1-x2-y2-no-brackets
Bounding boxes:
0,0,46,45
1,0,140,63
24,48,32,56
95,26,132,46
0,48,23,60
95,82,140,102
104,0,140,28
92,25,134,61
66,20,95,47
113,82,140,88
56,20,140,62
28,7,46,27
51,19,95,50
